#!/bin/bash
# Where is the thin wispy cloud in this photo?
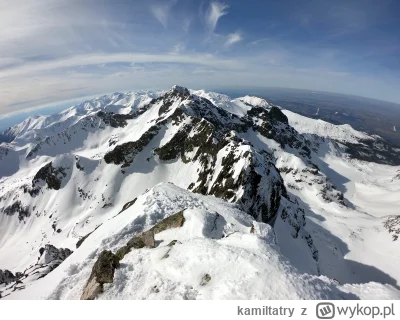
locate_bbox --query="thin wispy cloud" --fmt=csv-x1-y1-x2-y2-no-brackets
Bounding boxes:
182,17,192,33
0,53,242,79
205,2,229,33
225,32,243,46
250,38,268,45
0,0,399,117
150,0,177,28
170,43,186,55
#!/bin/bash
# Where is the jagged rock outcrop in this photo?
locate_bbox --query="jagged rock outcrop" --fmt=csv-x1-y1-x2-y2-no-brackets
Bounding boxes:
96,111,132,128
383,215,400,241
38,244,73,267
151,210,185,234
96,86,340,225
0,269,17,285
104,125,160,167
343,138,400,166
3,201,30,221
0,244,72,299
80,250,120,300
32,162,67,191
116,210,185,261
81,209,187,299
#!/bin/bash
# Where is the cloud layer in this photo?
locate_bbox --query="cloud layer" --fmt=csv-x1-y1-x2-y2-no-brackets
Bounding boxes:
0,0,399,116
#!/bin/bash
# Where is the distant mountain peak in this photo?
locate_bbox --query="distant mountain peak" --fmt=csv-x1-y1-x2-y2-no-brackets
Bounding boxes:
170,85,190,96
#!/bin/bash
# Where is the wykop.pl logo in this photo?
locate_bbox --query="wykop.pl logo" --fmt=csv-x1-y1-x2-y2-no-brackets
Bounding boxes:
316,303,335,319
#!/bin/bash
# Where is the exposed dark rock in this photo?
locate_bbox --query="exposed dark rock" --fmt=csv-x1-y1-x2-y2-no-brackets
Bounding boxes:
104,125,160,167
157,85,190,116
81,250,119,300
343,138,400,166
115,245,131,261
151,210,185,234
0,269,16,285
268,106,289,124
115,210,186,261
280,207,306,239
167,240,178,247
32,162,67,191
383,215,400,241
76,225,102,249
75,156,85,171
127,230,155,249
120,198,137,212
0,244,73,296
200,274,211,286
3,201,30,221
97,111,132,128
38,244,73,266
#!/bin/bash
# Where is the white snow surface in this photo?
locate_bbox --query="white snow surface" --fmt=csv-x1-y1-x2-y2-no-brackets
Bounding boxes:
283,109,372,143
1,86,399,300
5,184,399,300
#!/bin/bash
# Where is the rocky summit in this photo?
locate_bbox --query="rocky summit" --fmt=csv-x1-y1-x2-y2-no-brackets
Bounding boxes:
0,86,399,300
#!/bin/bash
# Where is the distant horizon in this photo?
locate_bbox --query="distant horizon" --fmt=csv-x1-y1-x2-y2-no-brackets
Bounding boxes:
1,1,400,118
1,85,400,133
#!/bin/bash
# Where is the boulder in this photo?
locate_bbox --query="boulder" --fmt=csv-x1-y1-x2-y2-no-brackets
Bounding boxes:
0,269,16,285
80,250,120,300
127,229,155,249
200,274,211,286
151,210,185,234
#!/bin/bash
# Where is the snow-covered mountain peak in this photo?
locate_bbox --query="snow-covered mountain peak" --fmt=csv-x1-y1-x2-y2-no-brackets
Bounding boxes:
236,95,271,109
170,85,191,96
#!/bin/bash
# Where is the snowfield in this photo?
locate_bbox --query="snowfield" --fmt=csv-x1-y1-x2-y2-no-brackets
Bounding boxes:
5,184,400,300
0,86,399,300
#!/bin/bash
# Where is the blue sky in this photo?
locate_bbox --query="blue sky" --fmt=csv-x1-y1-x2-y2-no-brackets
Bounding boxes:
0,0,399,117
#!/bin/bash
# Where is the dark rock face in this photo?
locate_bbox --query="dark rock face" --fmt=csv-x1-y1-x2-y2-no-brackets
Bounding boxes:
90,251,120,284
3,201,30,221
247,106,311,158
151,210,185,234
280,204,319,271
97,111,132,128
153,95,290,223
383,215,400,241
39,244,73,266
104,125,160,167
100,89,293,224
81,250,120,300
343,138,400,166
32,162,67,191
0,270,17,285
99,89,338,226
268,106,289,124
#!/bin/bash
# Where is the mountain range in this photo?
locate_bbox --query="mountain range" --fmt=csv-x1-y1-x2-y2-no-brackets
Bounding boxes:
0,86,399,299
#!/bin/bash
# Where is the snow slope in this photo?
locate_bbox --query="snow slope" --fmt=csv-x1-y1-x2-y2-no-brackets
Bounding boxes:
5,183,399,300
1,86,399,299
283,110,372,144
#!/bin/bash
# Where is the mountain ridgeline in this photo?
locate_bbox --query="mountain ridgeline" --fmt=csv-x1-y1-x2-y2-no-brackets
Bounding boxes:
1,86,399,299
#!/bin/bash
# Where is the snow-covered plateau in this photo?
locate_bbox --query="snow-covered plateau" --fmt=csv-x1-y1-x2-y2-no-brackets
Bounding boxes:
0,86,399,300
